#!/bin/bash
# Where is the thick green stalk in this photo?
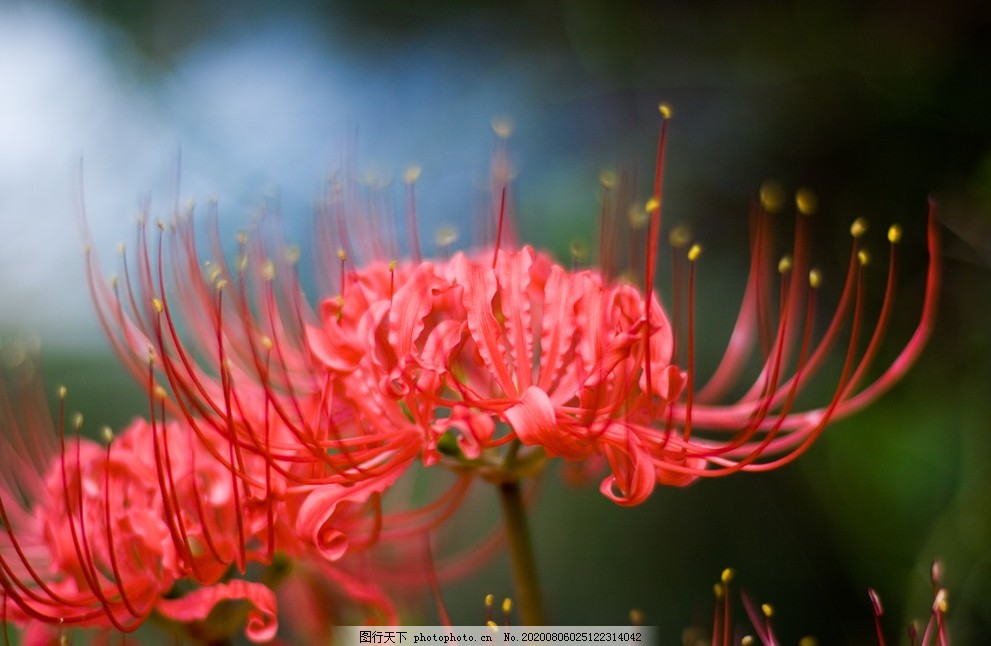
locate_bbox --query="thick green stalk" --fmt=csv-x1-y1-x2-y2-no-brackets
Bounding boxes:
497,478,546,626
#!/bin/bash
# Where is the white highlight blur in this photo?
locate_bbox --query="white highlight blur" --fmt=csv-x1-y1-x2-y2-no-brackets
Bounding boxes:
0,3,533,350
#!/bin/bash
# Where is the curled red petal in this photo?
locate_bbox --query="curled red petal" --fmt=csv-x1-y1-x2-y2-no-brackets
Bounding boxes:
155,580,278,643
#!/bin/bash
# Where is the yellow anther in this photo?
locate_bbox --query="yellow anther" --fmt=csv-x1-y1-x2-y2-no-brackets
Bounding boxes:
742,637,754,646
628,205,649,229
570,239,588,263
337,249,347,262
110,275,119,290
155,219,165,232
238,254,248,272
778,255,793,274
713,582,724,599
935,589,949,613
795,187,818,215
759,180,785,213
216,279,229,291
669,225,691,248
152,298,164,314
491,116,514,139
101,426,114,444
236,231,248,245
486,621,499,630
658,102,673,119
388,260,399,271
206,263,223,283
857,250,871,266
809,268,822,288
154,386,169,401
435,226,459,248
645,197,660,214
285,245,301,264
404,165,422,184
799,637,818,646
687,244,702,262
761,603,774,618
485,593,494,608
262,259,275,281
57,385,67,399
628,609,644,626
721,568,735,584
599,170,618,189
72,412,84,430
260,336,274,351
850,217,868,238
117,242,126,255
502,598,512,614
888,224,903,244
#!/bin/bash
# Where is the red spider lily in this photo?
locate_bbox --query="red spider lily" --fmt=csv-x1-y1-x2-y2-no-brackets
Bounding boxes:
304,166,940,507
0,359,402,643
82,111,940,512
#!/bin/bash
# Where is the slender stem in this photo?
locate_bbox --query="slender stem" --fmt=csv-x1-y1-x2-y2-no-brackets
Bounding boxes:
497,478,546,625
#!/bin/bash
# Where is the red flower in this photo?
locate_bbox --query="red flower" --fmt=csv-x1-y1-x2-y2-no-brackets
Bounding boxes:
82,117,940,511
0,379,278,641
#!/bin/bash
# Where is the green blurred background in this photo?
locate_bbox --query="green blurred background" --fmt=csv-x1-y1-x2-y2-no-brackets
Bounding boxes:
2,0,990,643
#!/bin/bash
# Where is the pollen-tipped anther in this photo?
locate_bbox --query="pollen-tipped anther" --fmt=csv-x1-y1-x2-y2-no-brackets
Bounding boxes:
71,412,84,431
759,180,786,213
645,197,660,214
570,240,588,264
778,255,793,274
795,188,818,215
761,603,774,618
850,217,869,238
491,116,514,139
599,170,617,189
857,250,871,266
658,102,673,119
809,268,822,288
687,244,702,262
934,588,948,613
888,224,903,244
721,568,735,584
435,226,459,248
100,425,114,444
669,225,691,249
403,165,422,184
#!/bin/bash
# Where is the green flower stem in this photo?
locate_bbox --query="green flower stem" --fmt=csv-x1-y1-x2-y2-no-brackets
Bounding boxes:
497,478,547,626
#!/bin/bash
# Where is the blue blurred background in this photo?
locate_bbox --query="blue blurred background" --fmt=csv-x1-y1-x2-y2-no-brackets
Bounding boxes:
1,0,989,642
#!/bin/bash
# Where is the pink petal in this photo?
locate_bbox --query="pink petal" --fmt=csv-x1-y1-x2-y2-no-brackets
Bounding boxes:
155,580,278,643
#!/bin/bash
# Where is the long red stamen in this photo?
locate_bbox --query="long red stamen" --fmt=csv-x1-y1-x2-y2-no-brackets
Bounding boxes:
643,104,671,415
492,186,507,269
405,166,423,263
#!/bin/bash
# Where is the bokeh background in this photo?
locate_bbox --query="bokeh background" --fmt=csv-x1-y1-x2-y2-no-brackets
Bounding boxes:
2,0,990,643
